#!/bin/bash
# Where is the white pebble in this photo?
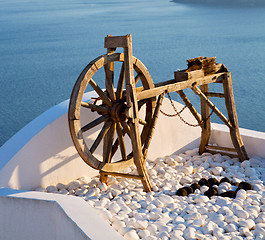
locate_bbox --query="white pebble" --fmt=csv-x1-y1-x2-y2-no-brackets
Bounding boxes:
180,176,192,185
46,185,58,193
238,219,255,229
194,195,208,204
68,180,81,191
212,166,223,175
124,229,140,239
56,183,67,190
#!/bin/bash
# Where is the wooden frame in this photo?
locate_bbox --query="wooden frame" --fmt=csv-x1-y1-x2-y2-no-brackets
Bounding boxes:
68,35,248,192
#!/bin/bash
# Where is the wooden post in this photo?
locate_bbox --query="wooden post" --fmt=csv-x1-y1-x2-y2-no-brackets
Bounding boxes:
199,84,211,154
222,73,248,161
123,35,152,192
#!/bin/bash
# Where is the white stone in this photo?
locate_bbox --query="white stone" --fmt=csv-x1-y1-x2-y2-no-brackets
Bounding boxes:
212,167,223,176
108,202,121,214
194,195,209,204
182,166,193,175
185,148,198,156
180,176,192,185
254,223,265,236
75,188,88,196
59,189,68,195
238,219,255,229
225,223,238,232
202,221,217,235
138,229,150,238
225,215,238,224
183,227,196,239
46,185,58,193
124,229,140,239
165,157,177,166
146,224,157,234
112,220,126,230
134,220,148,230
171,230,184,239
234,209,249,219
148,212,160,221
68,180,81,191
174,156,186,163
245,167,256,177
158,194,174,206
56,183,67,190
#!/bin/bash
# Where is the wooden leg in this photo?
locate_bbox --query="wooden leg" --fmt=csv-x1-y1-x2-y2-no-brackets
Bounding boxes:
199,84,211,154
129,119,152,192
223,73,248,161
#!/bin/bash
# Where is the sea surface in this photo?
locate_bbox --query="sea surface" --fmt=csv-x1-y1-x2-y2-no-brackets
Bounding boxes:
0,0,265,146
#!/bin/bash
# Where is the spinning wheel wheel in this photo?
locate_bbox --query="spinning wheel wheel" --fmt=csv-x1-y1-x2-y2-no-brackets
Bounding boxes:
69,35,157,191
69,53,155,171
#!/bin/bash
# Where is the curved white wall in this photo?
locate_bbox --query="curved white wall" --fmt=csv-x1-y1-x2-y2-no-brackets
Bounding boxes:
0,188,124,240
0,93,201,190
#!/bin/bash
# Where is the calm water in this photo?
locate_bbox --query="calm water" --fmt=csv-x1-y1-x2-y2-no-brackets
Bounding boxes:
0,0,265,146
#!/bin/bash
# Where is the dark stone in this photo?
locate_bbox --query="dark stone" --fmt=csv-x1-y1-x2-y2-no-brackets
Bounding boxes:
176,188,188,196
183,186,194,194
198,178,210,187
190,183,200,191
219,191,237,198
204,187,219,198
220,177,232,184
237,182,253,191
208,178,219,186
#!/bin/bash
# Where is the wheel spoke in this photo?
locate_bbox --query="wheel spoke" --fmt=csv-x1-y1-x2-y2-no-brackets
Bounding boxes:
103,122,116,163
81,114,109,133
116,63,125,101
90,120,112,154
139,118,147,125
121,121,131,137
81,102,109,113
135,73,141,85
104,61,116,101
117,122,127,160
89,79,112,107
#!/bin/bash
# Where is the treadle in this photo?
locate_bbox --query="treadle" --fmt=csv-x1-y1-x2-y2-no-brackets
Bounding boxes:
205,145,239,158
100,171,144,180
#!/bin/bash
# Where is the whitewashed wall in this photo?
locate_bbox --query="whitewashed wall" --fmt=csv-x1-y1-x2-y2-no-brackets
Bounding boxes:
0,93,201,190
0,188,124,240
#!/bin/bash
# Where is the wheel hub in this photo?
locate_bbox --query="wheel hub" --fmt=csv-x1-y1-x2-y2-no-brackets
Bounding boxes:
111,102,129,122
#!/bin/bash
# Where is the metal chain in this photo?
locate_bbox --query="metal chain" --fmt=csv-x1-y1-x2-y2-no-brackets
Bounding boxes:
160,91,215,127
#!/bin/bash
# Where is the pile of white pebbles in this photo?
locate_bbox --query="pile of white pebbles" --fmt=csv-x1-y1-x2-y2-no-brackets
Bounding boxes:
37,148,265,240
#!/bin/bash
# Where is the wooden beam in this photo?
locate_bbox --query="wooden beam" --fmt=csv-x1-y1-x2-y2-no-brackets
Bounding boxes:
104,35,129,48
177,90,202,125
136,72,226,101
191,85,232,129
205,145,237,152
205,92,225,98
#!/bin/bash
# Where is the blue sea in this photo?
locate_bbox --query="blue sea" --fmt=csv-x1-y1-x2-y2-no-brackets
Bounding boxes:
0,0,265,146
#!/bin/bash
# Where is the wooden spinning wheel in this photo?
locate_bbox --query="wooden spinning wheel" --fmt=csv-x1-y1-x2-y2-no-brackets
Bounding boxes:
69,34,248,192
69,35,156,191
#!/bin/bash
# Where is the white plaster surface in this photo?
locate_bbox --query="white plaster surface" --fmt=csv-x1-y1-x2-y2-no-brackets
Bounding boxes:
211,123,265,158
0,188,124,240
0,93,201,190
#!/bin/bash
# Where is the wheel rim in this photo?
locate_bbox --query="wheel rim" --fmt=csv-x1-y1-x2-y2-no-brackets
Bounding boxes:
68,53,155,172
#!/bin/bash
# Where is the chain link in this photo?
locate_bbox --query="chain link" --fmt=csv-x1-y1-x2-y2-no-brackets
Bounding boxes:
160,91,215,127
